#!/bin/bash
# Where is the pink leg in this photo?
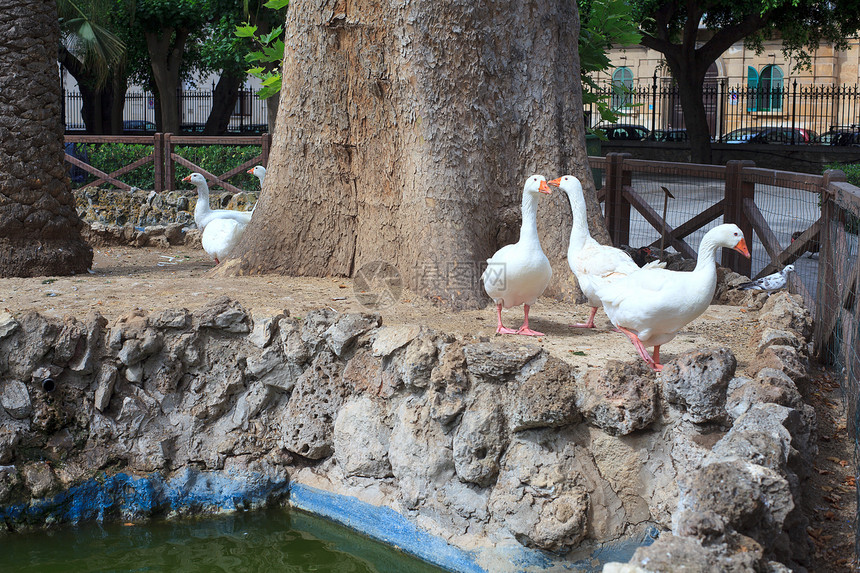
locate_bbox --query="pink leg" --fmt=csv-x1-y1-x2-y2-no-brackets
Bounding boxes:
517,304,545,336
569,307,598,329
495,303,518,335
617,326,663,371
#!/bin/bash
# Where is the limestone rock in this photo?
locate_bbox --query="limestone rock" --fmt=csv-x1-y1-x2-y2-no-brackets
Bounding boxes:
396,331,439,388
453,390,506,486
69,311,107,374
752,345,807,381
0,380,32,420
0,311,18,339
617,532,766,573
21,461,57,499
248,313,285,349
152,308,191,329
463,341,544,382
661,348,736,424
94,363,118,412
756,328,803,354
371,324,420,357
196,297,251,333
388,395,455,509
577,360,659,436
279,317,310,365
333,396,392,478
300,308,339,352
506,356,579,431
231,382,272,427
488,435,589,552
758,292,812,339
280,351,347,459
726,369,802,420
677,460,793,547
325,313,380,356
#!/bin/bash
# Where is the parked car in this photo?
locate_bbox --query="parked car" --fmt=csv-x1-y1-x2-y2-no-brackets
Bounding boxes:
180,123,206,134
721,126,817,144
816,126,860,146
599,124,649,141
645,129,689,142
123,120,157,134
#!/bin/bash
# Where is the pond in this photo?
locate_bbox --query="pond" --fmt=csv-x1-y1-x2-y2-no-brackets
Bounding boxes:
0,507,449,573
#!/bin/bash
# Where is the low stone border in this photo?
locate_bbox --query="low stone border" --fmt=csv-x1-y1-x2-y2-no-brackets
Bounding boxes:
0,292,816,572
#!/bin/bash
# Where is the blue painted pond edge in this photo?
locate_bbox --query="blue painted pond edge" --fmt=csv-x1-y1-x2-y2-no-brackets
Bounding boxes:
0,469,656,572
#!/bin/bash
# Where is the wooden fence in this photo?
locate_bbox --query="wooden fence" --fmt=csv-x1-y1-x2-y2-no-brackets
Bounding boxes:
64,133,272,193
593,153,842,317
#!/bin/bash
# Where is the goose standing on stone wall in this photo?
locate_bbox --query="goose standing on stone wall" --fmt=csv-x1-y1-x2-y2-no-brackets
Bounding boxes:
482,175,553,336
183,173,254,229
594,223,750,371
548,175,665,329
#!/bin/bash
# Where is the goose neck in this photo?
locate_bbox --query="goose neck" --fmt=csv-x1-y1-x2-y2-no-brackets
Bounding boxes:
565,188,590,247
519,192,540,243
694,233,721,272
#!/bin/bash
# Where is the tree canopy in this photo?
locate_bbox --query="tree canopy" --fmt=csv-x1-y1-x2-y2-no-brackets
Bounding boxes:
631,0,860,163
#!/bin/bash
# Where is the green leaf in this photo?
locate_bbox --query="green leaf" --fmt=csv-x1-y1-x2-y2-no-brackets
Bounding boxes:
235,23,258,38
263,0,290,10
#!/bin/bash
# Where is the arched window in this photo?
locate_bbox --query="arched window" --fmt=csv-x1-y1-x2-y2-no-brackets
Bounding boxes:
746,66,758,112
757,65,783,112
611,66,634,109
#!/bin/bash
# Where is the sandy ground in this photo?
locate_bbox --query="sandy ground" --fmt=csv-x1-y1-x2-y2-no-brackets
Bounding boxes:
0,243,854,569
0,244,759,372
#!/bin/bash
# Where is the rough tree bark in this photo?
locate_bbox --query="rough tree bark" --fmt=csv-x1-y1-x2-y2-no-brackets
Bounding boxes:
145,28,190,134
204,72,243,135
0,0,93,277
230,0,600,308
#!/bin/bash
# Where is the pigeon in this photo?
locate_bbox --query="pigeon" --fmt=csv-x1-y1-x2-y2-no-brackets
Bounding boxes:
736,265,795,292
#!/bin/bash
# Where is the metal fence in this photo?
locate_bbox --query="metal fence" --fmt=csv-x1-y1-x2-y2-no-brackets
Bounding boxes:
64,89,269,134
589,81,860,143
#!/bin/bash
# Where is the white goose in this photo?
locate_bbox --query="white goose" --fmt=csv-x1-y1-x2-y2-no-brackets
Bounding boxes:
548,175,664,328
183,173,254,229
247,165,266,186
482,175,553,336
594,223,750,371
201,218,244,264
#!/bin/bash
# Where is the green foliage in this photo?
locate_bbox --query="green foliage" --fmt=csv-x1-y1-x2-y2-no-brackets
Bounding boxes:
578,0,642,129
826,163,860,187
237,0,288,99
71,143,262,190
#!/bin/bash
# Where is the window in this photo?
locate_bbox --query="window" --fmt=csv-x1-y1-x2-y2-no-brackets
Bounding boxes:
746,66,758,112
757,65,783,112
611,66,634,109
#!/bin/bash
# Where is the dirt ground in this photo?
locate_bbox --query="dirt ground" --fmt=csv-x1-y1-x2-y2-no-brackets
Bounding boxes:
0,244,855,570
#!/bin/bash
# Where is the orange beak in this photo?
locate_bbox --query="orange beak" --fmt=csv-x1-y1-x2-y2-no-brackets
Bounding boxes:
247,168,254,174
182,175,192,182
548,177,562,187
539,180,552,194
733,238,751,258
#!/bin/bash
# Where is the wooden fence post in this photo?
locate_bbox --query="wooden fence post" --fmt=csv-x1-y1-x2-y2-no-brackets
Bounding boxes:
261,133,271,167
164,133,175,192
604,152,631,247
153,133,164,193
813,170,847,359
723,160,755,276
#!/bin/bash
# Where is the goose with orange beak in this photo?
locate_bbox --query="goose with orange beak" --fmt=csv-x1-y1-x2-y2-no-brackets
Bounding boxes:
593,223,750,371
481,175,553,336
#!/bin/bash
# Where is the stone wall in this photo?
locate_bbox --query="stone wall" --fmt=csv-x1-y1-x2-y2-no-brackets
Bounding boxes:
0,293,816,572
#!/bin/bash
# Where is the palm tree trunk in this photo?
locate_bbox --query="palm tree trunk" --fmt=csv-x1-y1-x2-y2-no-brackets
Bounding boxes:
0,0,93,277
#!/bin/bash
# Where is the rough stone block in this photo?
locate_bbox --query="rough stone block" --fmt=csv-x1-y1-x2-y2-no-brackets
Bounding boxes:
0,380,31,420
661,348,736,424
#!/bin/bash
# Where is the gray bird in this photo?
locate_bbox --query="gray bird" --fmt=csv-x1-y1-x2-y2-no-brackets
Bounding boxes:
736,265,795,291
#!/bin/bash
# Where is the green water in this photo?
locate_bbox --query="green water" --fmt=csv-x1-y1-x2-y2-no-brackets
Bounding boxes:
0,508,449,573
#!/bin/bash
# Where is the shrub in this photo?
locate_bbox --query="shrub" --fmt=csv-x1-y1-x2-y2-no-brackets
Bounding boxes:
69,143,265,192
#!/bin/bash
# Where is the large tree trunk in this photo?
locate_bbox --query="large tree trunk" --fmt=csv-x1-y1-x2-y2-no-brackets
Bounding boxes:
230,0,598,308
664,51,713,164
204,71,242,135
0,0,93,277
145,28,189,134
